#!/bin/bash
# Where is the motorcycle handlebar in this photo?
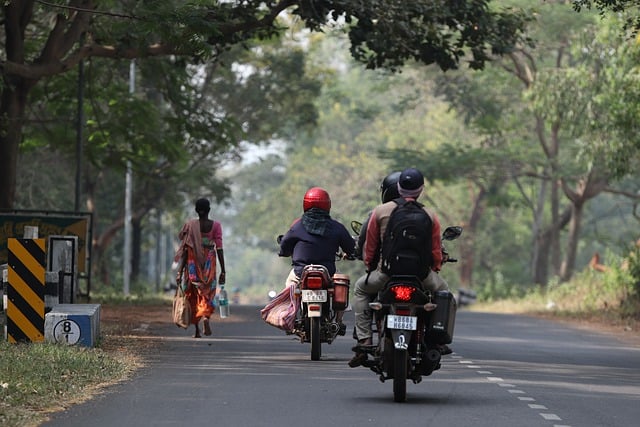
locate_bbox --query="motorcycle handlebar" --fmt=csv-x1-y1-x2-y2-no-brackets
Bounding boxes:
336,251,356,261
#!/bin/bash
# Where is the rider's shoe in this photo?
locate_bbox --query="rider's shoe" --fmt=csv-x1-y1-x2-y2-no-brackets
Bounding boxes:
348,338,372,367
338,323,347,336
348,352,367,368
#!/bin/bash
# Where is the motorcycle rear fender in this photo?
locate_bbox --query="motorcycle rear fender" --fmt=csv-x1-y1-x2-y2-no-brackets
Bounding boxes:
390,329,412,350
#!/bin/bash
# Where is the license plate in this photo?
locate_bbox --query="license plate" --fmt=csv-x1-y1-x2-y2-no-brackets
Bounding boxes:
301,289,327,302
387,315,417,330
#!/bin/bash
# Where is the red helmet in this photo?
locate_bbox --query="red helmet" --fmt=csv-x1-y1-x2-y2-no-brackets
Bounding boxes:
303,187,331,212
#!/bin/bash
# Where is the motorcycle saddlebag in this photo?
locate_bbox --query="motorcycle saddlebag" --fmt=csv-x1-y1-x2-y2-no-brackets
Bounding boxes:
331,273,350,311
428,291,457,344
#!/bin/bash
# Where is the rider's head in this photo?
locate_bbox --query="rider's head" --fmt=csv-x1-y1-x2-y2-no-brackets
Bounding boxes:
195,198,211,215
380,171,401,203
303,187,331,213
398,168,424,199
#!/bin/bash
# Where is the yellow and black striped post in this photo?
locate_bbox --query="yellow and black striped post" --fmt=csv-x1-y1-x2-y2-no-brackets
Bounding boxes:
7,238,45,343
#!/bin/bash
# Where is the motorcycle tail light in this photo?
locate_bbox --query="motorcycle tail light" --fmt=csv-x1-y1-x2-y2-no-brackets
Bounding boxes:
391,285,415,302
306,276,323,289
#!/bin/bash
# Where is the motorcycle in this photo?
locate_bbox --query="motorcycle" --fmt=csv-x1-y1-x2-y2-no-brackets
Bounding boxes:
292,263,351,361
351,221,463,402
275,236,352,361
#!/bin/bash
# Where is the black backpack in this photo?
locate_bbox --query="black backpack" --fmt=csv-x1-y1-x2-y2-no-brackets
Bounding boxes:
380,198,433,279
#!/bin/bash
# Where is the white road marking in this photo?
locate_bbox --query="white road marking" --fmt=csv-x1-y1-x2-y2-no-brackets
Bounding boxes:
541,413,562,421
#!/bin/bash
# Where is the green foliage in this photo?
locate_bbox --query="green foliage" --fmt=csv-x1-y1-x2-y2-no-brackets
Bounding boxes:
573,0,640,34
477,257,640,321
626,245,640,299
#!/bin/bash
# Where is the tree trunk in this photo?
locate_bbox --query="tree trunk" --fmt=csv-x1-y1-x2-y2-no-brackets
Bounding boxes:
558,172,609,282
459,185,487,288
550,177,562,275
1,1,37,209
533,230,551,285
560,201,583,281
533,206,573,285
0,83,30,209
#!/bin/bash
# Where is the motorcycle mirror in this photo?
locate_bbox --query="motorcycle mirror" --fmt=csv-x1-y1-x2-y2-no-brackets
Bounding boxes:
442,226,463,241
351,221,362,236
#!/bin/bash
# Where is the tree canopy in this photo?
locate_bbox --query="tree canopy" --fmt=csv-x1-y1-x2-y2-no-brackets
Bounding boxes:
0,0,529,209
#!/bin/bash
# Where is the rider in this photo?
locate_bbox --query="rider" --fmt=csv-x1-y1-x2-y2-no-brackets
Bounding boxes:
349,167,450,367
278,187,356,332
354,171,401,260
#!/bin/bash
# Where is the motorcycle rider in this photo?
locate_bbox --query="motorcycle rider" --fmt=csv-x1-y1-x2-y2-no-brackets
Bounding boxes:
354,171,401,260
349,167,450,367
278,187,356,333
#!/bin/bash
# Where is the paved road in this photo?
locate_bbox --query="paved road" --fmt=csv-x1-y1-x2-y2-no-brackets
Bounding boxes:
42,305,640,427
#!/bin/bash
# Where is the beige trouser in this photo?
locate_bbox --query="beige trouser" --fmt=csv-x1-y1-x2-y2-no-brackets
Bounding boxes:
353,269,449,341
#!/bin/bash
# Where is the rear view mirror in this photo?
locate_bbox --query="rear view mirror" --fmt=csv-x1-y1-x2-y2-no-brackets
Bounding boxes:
442,226,463,241
351,221,363,236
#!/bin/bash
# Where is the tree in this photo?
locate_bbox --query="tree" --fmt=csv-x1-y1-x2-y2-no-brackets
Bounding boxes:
0,0,529,210
573,0,640,33
427,2,640,284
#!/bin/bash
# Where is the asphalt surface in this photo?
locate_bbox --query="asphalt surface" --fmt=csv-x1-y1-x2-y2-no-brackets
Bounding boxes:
42,305,640,427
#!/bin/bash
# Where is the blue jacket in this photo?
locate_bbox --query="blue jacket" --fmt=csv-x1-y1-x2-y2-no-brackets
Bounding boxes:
279,216,355,277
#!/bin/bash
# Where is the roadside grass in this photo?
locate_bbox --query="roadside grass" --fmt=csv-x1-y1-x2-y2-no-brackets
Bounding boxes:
0,339,136,427
0,293,164,427
470,267,640,332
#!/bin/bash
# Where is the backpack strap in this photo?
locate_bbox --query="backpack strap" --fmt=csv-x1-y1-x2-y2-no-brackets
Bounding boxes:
392,197,406,207
392,197,423,208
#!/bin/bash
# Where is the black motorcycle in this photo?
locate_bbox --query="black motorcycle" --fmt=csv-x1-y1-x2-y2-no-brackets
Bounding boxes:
352,222,462,402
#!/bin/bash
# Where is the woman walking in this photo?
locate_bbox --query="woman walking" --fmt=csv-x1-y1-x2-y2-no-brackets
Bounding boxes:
174,198,226,337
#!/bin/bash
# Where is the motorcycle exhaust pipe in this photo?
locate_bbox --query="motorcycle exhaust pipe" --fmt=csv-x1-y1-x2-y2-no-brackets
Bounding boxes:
426,349,441,362
328,322,340,334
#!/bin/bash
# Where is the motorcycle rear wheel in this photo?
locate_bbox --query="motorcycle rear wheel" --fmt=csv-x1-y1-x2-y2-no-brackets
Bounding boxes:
393,348,408,402
310,317,321,361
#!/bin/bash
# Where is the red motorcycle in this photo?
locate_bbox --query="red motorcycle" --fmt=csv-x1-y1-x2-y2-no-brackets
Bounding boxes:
353,223,462,402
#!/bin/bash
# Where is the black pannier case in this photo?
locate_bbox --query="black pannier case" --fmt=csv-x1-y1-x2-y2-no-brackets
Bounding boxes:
428,291,457,344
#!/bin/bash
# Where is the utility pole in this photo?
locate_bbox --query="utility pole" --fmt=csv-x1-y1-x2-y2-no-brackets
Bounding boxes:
75,45,84,212
124,60,135,296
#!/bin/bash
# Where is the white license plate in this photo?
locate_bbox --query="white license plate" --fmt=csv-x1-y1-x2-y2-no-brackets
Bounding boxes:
387,315,417,330
301,289,327,302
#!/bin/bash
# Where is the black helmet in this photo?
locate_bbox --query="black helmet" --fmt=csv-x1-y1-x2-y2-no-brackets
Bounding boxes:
380,171,401,203
399,168,424,191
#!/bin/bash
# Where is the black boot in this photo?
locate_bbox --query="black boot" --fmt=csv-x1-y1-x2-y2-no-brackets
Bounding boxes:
348,338,371,368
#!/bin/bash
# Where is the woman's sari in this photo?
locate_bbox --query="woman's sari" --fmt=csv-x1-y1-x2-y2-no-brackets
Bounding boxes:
175,219,219,324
